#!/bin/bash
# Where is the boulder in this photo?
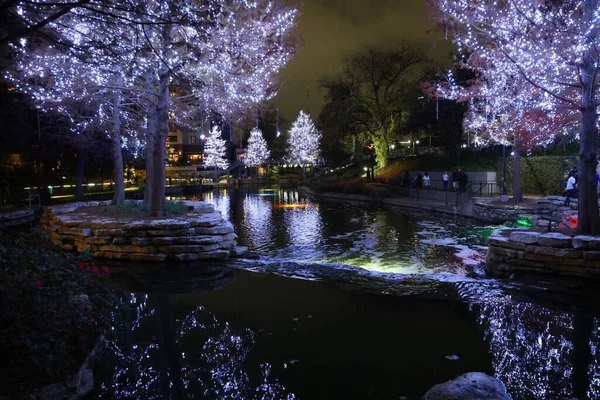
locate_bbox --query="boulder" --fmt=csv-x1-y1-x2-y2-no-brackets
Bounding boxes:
537,232,573,248
422,372,509,400
57,226,92,238
131,237,152,246
92,251,167,261
122,219,191,231
188,212,223,227
573,235,600,250
98,244,156,253
158,242,233,253
112,237,129,245
152,233,236,246
509,231,541,244
147,228,196,237
93,229,123,236
194,221,235,235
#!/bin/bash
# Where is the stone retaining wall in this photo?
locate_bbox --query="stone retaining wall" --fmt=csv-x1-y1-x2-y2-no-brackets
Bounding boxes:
486,230,600,279
39,200,247,262
473,196,578,225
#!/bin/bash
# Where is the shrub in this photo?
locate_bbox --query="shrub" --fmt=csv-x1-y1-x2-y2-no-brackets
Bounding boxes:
497,156,576,196
0,232,117,396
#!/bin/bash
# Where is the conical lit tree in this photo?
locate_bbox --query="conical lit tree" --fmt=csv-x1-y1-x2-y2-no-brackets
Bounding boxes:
245,127,270,176
286,111,321,178
204,126,228,179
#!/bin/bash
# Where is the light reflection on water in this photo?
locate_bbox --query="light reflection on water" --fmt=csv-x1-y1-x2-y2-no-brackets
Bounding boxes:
91,187,600,400
198,187,489,276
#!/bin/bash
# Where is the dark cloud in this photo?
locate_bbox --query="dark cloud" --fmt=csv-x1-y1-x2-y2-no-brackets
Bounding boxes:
273,0,453,122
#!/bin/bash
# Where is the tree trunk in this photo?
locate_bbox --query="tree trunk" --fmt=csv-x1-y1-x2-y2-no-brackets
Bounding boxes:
512,137,523,203
75,151,84,202
372,133,388,168
577,0,600,234
111,77,125,205
150,15,171,217
143,72,157,207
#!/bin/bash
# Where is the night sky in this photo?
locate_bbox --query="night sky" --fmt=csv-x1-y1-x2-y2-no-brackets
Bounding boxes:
274,0,453,121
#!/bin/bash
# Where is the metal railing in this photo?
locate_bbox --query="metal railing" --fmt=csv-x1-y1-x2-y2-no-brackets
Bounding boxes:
383,179,500,206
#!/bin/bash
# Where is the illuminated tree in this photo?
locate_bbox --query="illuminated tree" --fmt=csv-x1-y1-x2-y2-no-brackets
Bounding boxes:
245,127,270,169
320,46,426,168
6,0,298,215
286,111,321,170
204,126,228,178
430,0,600,233
423,55,577,202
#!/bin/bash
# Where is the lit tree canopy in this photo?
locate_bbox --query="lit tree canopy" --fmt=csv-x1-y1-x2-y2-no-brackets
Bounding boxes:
6,0,299,215
320,46,426,168
430,0,600,233
204,126,229,171
286,111,321,166
245,127,270,167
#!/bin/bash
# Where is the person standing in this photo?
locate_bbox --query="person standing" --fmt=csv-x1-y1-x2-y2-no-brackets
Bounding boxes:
415,173,423,188
564,172,578,206
442,171,449,191
451,169,459,191
423,172,430,188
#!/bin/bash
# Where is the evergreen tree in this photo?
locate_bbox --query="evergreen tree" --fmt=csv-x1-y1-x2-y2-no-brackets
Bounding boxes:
204,126,228,178
245,127,270,168
286,111,321,167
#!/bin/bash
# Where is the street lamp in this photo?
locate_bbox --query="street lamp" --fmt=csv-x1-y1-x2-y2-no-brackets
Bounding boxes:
413,140,419,155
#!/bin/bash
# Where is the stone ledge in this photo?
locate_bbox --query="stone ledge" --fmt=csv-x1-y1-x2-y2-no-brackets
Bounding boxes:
39,200,239,262
486,228,600,279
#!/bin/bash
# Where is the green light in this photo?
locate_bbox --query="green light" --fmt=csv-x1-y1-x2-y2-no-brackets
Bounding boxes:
516,217,533,228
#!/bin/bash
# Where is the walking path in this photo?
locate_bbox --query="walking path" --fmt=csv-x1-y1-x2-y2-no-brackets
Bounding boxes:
298,186,481,218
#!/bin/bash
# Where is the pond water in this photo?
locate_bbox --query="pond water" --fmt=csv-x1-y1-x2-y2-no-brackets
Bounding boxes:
89,187,600,400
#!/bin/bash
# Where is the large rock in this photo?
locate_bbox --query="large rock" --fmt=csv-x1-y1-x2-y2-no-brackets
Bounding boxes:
158,242,234,253
57,226,92,237
188,212,223,227
152,233,236,246
573,235,600,250
92,251,168,261
422,372,509,400
194,221,235,235
537,232,573,248
181,201,215,213
147,228,196,237
98,244,156,253
122,219,191,231
509,231,541,244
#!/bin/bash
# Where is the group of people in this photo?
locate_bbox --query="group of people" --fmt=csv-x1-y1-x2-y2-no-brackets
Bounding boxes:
401,168,468,191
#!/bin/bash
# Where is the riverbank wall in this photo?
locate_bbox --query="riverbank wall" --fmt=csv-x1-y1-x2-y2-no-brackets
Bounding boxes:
39,200,246,261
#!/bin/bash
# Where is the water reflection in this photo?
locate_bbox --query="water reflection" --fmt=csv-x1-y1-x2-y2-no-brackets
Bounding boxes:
455,281,599,400
200,187,489,276
243,195,274,249
97,274,295,399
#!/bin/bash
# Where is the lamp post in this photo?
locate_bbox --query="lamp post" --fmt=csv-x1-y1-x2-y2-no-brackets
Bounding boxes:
412,140,419,155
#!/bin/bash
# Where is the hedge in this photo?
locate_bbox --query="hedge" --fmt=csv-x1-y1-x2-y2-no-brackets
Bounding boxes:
499,155,577,196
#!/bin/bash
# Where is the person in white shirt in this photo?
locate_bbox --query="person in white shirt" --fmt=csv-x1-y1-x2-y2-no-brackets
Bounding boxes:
564,172,577,206
423,172,430,188
442,172,449,191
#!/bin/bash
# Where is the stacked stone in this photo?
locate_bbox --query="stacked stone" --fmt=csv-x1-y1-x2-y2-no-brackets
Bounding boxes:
472,202,555,224
39,200,243,262
486,230,600,279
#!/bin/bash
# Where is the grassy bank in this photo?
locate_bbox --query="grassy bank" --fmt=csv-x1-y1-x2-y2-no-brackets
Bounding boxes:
0,231,117,397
